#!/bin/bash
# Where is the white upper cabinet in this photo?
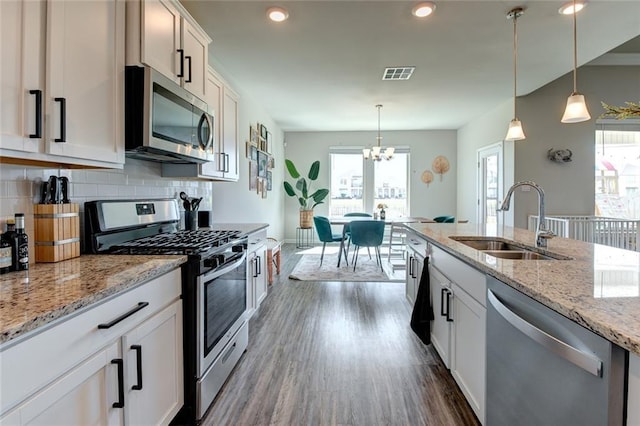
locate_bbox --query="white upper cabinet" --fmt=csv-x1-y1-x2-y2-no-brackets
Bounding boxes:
46,0,125,165
130,0,211,101
0,0,125,168
0,0,45,154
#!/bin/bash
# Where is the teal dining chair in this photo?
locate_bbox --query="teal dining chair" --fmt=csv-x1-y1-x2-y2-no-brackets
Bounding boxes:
433,215,456,223
313,216,348,266
343,212,372,257
348,220,385,272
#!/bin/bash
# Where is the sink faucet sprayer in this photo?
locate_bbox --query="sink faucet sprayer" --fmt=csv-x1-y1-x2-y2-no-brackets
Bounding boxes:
498,181,555,248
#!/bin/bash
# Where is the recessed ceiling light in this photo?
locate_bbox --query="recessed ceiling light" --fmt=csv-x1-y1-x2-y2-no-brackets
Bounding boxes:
412,2,436,18
558,1,586,15
267,6,289,22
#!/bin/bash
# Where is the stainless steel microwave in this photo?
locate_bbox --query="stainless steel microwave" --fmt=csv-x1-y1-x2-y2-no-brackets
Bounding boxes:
124,66,215,163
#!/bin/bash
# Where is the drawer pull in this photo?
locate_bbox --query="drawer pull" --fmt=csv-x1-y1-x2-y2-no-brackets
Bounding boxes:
131,345,143,390
185,55,192,83
111,358,124,408
98,302,149,329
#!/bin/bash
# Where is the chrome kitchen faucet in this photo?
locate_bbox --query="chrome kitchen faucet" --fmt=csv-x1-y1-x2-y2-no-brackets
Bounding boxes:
498,181,555,248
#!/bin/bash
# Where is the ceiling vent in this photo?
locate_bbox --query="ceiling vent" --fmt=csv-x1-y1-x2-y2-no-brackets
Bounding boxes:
382,67,415,80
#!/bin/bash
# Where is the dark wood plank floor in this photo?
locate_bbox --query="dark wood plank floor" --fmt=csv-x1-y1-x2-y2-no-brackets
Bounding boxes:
201,243,479,426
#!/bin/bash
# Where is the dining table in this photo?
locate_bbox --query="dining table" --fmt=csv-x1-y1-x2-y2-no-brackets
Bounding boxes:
329,216,434,267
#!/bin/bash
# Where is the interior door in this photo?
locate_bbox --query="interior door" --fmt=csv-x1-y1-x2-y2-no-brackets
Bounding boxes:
477,143,503,226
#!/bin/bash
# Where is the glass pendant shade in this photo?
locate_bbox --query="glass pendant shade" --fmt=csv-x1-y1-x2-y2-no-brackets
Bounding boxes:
363,148,371,159
561,92,591,123
372,145,381,156
505,119,526,141
384,147,395,158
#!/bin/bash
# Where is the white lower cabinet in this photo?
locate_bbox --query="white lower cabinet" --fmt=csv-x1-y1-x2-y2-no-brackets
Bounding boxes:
0,269,183,425
247,229,268,316
450,282,486,423
429,264,452,369
1,341,122,425
123,300,183,426
629,353,640,426
405,231,427,306
429,244,486,424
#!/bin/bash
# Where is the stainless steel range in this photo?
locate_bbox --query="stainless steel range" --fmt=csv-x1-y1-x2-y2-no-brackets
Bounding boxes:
85,199,249,424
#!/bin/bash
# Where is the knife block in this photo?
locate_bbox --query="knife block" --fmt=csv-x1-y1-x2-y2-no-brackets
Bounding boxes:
33,204,80,262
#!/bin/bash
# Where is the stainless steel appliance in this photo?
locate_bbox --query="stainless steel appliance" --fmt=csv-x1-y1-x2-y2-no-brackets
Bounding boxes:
125,66,215,164
486,276,626,425
85,199,248,424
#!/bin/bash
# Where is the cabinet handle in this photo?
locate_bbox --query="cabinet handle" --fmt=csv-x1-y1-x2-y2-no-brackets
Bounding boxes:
224,153,230,173
408,255,414,277
97,302,149,329
111,359,125,408
440,287,447,317
257,255,262,275
177,49,185,77
131,345,143,390
445,289,453,322
29,89,42,138
253,257,258,278
54,97,66,142
216,153,225,172
185,55,192,83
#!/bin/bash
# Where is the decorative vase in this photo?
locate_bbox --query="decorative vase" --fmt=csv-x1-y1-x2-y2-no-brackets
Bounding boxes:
300,209,314,228
380,209,386,220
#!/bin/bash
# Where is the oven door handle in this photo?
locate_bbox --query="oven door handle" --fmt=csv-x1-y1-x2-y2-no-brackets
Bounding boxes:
201,252,247,281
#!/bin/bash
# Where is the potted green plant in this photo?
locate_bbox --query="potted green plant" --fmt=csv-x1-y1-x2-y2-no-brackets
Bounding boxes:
283,159,329,228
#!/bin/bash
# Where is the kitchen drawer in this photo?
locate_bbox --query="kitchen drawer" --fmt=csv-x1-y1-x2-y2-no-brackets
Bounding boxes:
406,232,428,256
248,228,267,253
430,244,485,306
0,268,181,415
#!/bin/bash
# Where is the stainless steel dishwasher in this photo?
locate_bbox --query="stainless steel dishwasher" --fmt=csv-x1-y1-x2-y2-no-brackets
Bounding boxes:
486,276,626,426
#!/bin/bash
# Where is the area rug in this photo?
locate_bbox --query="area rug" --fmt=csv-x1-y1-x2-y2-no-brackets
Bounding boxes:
289,247,404,282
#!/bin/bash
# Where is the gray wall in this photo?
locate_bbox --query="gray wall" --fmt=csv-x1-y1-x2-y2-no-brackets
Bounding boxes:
514,65,640,228
283,130,457,242
456,65,639,229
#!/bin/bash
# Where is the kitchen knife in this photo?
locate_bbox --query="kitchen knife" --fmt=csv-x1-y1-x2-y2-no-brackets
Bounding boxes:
59,177,70,203
48,175,59,204
40,180,50,204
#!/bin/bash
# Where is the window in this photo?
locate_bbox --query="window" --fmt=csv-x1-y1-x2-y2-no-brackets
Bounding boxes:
595,126,640,219
329,148,409,217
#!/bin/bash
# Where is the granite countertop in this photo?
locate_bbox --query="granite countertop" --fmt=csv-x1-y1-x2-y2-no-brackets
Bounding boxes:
404,222,640,356
0,255,187,346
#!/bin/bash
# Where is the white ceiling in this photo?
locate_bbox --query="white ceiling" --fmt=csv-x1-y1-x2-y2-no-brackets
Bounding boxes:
181,0,640,132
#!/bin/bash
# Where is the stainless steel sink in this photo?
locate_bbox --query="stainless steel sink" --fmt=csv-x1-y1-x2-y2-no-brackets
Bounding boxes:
449,236,572,260
481,250,554,260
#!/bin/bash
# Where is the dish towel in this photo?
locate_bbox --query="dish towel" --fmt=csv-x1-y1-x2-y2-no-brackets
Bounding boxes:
410,256,435,345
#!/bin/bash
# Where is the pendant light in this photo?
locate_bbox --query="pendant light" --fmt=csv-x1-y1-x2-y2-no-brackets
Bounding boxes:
505,7,526,141
561,0,590,123
363,105,394,161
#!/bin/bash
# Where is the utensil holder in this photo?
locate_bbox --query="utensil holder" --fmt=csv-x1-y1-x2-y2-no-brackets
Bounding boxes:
34,203,80,262
185,210,198,231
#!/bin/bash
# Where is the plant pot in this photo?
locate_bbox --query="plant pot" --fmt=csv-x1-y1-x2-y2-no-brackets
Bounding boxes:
300,210,314,228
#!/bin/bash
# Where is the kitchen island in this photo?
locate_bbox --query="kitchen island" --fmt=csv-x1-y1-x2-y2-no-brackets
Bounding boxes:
404,222,640,425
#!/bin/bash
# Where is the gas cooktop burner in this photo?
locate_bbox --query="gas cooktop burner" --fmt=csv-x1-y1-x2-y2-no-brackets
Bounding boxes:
112,229,243,255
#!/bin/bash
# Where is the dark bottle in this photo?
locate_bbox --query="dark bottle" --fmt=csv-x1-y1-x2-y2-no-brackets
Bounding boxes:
13,213,29,271
3,219,16,272
0,231,12,274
